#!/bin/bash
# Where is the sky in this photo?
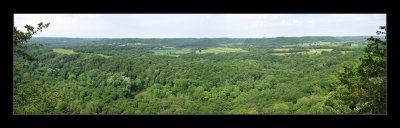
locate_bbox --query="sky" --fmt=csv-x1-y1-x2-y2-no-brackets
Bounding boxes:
13,14,386,38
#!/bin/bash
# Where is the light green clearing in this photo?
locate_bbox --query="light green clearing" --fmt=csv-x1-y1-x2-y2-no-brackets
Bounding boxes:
150,48,192,57
95,54,112,58
53,48,77,55
351,43,360,48
271,49,333,56
341,51,353,54
197,47,248,54
318,42,341,47
306,49,333,55
273,48,291,52
317,42,336,46
53,48,112,58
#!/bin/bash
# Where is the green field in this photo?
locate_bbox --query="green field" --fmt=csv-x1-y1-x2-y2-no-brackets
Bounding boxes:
53,48,112,58
53,48,77,55
341,51,353,54
151,48,192,57
197,47,248,54
270,49,333,56
273,48,291,52
319,42,341,46
95,53,112,58
306,49,333,55
351,43,360,48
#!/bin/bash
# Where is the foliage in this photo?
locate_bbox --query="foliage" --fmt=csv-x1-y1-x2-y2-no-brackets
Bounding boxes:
13,35,385,114
14,22,50,61
329,26,386,114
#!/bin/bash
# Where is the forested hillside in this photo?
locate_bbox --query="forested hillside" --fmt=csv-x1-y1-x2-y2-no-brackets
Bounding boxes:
13,35,386,114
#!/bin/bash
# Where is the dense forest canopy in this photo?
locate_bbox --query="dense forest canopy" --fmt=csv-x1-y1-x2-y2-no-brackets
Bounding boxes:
14,27,386,114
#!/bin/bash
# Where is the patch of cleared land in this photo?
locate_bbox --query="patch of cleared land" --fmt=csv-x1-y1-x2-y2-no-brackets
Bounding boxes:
351,43,360,48
53,48,112,58
319,42,341,46
197,47,248,54
306,49,333,55
273,48,291,52
271,49,334,56
53,48,77,55
340,51,353,54
95,54,112,58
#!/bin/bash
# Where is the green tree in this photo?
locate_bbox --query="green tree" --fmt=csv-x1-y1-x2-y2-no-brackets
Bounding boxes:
332,26,386,114
355,26,386,113
14,22,50,61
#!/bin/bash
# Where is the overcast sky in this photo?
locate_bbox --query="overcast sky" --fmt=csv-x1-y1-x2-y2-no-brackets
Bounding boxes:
13,14,386,38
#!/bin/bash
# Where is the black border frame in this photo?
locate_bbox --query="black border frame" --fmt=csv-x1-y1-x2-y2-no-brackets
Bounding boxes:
2,0,399,127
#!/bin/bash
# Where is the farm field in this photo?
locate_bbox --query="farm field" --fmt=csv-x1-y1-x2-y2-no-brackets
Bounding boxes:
53,48,77,55
306,49,334,55
273,48,291,52
53,48,112,58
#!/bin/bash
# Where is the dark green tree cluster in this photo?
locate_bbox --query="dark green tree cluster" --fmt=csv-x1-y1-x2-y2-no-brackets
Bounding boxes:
328,26,386,114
